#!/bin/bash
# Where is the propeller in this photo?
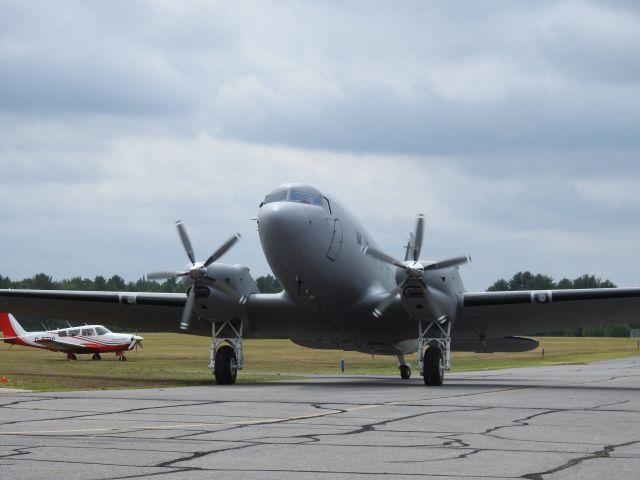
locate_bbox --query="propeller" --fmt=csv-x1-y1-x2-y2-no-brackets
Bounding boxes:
362,214,470,319
147,221,244,330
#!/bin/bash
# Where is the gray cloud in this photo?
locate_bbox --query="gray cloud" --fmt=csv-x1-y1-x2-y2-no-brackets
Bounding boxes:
1,1,639,290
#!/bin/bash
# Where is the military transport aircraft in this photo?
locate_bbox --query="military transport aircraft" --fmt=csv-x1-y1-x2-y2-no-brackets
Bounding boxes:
0,312,143,361
1,183,639,386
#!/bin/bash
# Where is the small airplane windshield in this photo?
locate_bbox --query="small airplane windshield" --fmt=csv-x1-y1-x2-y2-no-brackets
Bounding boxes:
95,327,110,335
290,190,322,206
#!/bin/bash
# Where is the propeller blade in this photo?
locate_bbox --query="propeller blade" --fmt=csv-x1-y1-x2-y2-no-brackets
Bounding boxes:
404,232,415,261
176,221,196,264
204,233,242,267
422,284,448,323
362,244,407,270
372,281,405,318
180,287,196,330
423,255,471,270
146,271,188,280
413,214,424,261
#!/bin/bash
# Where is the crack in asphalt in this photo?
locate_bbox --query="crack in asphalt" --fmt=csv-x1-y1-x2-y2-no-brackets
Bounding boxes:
521,439,640,480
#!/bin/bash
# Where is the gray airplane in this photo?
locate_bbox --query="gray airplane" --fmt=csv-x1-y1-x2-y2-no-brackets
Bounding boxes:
2,183,640,386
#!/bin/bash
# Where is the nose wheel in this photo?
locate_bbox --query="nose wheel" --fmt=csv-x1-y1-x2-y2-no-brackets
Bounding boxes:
397,354,412,379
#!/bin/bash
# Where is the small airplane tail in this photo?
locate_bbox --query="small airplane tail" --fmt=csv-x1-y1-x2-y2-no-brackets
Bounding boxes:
0,312,28,340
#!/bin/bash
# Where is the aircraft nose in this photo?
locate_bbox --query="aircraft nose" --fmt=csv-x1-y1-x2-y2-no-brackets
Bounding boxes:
258,202,304,243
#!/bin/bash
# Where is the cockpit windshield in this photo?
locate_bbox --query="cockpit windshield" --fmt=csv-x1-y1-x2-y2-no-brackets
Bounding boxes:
290,190,322,206
262,189,325,208
263,190,287,205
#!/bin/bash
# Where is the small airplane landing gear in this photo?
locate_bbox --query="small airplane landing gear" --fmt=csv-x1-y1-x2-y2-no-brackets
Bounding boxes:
117,352,127,361
67,352,77,361
92,353,101,361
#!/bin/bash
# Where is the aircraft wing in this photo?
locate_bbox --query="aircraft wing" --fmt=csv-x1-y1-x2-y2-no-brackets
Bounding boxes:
459,287,640,340
0,289,187,333
32,337,93,352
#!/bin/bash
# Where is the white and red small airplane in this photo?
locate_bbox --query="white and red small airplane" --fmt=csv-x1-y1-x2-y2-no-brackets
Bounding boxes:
0,312,143,361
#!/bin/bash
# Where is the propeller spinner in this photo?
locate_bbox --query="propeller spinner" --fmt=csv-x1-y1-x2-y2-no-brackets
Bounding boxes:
147,221,244,330
362,215,470,319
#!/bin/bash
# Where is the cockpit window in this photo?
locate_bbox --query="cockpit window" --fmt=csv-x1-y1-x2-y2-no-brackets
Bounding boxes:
263,191,287,205
95,327,110,335
290,190,322,206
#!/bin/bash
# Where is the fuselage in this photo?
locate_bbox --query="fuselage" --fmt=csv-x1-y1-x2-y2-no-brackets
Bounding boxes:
256,183,466,351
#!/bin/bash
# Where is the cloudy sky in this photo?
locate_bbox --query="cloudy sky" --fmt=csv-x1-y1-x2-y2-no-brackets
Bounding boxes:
1,0,639,291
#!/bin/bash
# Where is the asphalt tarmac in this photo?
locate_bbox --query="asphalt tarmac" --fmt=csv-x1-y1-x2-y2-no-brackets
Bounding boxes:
1,357,639,480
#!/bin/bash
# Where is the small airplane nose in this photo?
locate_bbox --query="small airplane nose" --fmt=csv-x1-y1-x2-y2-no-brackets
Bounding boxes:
258,202,304,243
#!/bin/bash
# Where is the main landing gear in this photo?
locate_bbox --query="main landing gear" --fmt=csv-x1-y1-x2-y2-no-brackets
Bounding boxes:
417,318,451,386
66,352,77,361
209,319,244,385
92,353,101,361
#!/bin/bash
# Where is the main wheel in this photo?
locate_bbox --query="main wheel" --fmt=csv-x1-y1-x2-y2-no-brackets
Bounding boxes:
423,346,444,386
214,345,238,385
399,365,411,380
92,353,101,361
67,353,77,361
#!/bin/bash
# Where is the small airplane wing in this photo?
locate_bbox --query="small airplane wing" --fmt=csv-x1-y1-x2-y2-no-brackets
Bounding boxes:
32,337,88,352
0,290,188,333
459,287,640,340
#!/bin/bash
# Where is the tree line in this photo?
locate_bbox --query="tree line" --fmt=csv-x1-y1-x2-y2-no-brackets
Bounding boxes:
1,271,635,336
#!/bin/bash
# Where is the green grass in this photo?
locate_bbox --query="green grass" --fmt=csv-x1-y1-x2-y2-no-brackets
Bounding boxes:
0,334,638,392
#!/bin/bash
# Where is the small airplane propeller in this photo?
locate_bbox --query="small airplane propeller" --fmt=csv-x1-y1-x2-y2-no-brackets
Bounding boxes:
147,221,244,330
362,214,470,319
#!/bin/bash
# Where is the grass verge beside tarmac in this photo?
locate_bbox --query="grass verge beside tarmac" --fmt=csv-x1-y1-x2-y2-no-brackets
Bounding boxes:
0,334,638,391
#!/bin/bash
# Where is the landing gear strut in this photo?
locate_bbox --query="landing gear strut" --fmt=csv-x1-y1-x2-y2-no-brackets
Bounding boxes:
417,318,451,386
209,319,244,385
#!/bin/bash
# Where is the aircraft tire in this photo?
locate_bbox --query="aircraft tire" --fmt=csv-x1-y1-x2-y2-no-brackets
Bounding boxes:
118,355,127,362
399,365,411,379
214,345,238,385
92,353,101,361
423,347,444,386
